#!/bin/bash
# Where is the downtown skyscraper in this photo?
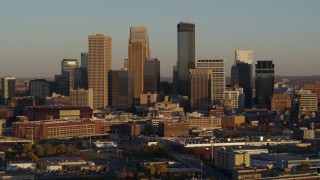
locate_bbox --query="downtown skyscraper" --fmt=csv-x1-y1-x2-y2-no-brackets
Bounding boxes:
232,50,253,108
88,34,112,109
176,22,195,97
128,26,149,100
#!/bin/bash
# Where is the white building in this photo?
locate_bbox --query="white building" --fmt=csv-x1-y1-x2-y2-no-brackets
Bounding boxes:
299,90,317,116
235,50,253,64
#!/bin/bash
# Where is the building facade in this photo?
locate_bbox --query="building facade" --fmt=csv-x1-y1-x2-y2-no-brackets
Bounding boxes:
29,79,51,98
70,88,93,109
271,94,291,112
299,90,317,116
177,22,195,97
1,76,16,105
197,59,226,104
255,60,275,108
159,121,189,137
88,34,112,109
143,58,160,93
189,68,211,112
109,70,134,110
128,26,149,99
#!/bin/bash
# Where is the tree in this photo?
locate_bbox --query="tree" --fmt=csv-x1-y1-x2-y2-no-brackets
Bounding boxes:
298,161,311,170
23,143,33,153
20,152,27,158
14,154,20,159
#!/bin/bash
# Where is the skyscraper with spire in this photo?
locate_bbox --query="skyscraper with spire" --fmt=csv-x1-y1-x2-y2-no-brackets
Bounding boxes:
176,22,195,97
128,26,149,99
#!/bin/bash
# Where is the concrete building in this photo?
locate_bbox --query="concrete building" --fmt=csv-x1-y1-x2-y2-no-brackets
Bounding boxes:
255,60,274,108
109,70,134,110
197,59,226,104
12,118,127,140
293,127,315,140
271,94,291,112
224,87,245,112
1,76,16,105
140,92,157,106
128,26,149,99
221,116,245,128
88,34,112,109
29,79,51,98
25,106,92,121
70,88,93,109
189,68,211,112
45,93,71,106
183,116,221,130
177,22,195,97
159,121,189,137
299,90,317,116
143,58,160,93
303,81,320,102
215,147,250,171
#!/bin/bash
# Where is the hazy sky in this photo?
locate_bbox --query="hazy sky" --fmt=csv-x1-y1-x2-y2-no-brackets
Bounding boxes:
0,0,319,78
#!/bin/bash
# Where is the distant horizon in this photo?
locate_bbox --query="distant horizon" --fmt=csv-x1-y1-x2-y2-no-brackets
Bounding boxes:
0,0,319,77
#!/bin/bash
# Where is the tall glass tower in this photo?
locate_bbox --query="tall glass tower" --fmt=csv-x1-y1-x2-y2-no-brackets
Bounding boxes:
255,60,275,108
177,22,195,97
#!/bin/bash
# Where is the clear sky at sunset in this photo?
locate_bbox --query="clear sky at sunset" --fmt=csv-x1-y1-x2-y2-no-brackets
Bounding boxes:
0,0,319,78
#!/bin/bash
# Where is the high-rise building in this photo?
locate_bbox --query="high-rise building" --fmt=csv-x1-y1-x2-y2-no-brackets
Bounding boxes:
144,58,160,93
172,65,178,95
70,88,93,109
233,61,252,108
255,60,274,108
234,50,253,108
128,26,149,99
109,70,134,110
231,64,238,88
189,68,211,112
123,59,129,70
303,81,320,102
61,59,79,75
177,22,195,97
235,50,253,65
29,79,51,98
299,90,317,116
55,74,71,96
197,59,226,104
271,94,291,112
73,67,88,89
224,87,244,113
1,76,16,105
88,34,112,109
81,53,89,70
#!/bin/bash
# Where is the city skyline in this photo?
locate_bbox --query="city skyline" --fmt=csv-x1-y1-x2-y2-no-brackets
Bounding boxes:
0,0,320,78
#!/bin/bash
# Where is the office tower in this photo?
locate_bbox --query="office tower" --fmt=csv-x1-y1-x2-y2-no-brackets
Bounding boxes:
73,67,88,89
29,79,51,98
109,70,134,110
172,65,178,94
81,53,89,70
189,68,211,112
55,74,71,96
235,50,253,64
197,59,226,104
55,59,80,96
177,22,195,97
70,88,93,109
144,58,160,93
128,26,149,99
231,64,238,88
1,76,16,105
299,90,317,116
88,34,112,109
234,50,253,108
255,60,275,108
61,59,79,75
